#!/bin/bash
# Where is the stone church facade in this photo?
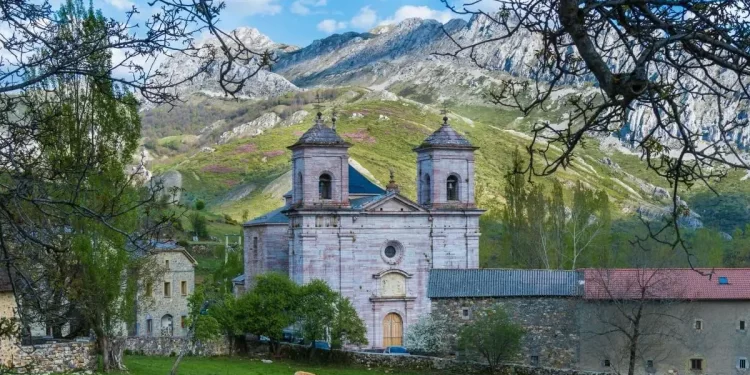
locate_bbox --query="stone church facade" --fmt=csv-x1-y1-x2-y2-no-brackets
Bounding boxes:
242,113,482,348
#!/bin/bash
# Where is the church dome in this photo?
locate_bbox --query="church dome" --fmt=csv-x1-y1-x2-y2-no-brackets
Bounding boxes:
288,112,350,148
415,117,476,150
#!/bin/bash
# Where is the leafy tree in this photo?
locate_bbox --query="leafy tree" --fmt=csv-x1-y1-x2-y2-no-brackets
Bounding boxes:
189,212,209,239
298,280,368,350
501,149,530,266
241,273,301,355
171,285,219,375
547,180,567,269
242,210,250,222
18,1,163,370
458,306,524,374
329,297,368,349
404,315,453,356
298,280,338,346
0,0,270,370
568,182,611,269
195,200,206,211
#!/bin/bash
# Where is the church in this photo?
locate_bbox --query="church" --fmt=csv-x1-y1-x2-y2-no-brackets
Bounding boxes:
240,112,483,348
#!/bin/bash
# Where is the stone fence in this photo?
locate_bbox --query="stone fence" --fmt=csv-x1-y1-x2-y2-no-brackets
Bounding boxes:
10,341,96,373
123,336,230,356
280,344,605,375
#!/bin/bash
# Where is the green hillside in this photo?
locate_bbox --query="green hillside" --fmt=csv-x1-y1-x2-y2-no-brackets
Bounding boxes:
143,88,750,269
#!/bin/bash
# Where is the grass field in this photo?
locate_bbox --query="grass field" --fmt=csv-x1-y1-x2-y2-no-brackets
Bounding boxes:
122,355,423,375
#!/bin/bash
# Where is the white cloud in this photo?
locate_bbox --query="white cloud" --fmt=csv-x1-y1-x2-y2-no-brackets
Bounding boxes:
224,0,282,16
380,5,455,25
350,6,378,29
106,0,135,10
317,19,347,33
290,0,327,16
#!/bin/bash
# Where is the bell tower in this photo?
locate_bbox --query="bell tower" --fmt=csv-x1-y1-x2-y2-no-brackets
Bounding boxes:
288,112,351,208
414,116,478,209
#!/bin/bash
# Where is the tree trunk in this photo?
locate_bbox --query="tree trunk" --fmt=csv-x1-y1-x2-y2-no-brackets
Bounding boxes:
170,347,188,375
628,307,643,375
98,335,127,372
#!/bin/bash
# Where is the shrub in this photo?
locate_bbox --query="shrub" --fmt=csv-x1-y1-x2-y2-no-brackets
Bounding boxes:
458,306,524,374
404,315,453,356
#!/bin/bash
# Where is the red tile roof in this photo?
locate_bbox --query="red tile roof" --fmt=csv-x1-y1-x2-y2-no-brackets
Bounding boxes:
582,268,750,300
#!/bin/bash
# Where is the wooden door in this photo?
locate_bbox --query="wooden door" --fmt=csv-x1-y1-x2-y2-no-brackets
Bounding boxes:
382,313,403,347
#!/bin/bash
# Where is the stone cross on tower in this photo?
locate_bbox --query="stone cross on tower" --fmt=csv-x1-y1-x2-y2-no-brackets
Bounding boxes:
440,104,449,124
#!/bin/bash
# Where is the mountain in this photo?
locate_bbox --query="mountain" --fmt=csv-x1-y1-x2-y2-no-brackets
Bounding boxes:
147,27,300,105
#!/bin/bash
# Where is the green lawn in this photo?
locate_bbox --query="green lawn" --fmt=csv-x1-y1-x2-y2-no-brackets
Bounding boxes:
122,355,424,375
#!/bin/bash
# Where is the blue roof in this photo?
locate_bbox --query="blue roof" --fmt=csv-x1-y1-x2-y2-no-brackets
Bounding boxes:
245,206,289,226
350,194,389,209
232,274,245,284
349,165,384,195
428,269,582,298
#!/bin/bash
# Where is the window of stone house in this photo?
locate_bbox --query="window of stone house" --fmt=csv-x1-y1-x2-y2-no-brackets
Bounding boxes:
741,320,746,331
164,282,171,297
530,356,539,366
646,360,654,368
253,237,258,253
694,319,703,330
739,358,748,370
319,173,332,200
181,281,187,296
690,359,703,371
181,316,186,329
461,307,471,320
165,259,169,269
603,359,611,367
145,282,152,297
146,319,153,335
447,175,459,201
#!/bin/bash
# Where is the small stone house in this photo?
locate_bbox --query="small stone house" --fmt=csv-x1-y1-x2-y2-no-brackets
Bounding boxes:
0,267,17,366
133,241,197,337
428,268,581,369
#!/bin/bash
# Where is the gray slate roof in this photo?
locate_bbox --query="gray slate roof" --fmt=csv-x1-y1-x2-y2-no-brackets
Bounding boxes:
232,274,245,284
428,269,582,298
245,206,290,226
415,120,476,150
289,117,349,148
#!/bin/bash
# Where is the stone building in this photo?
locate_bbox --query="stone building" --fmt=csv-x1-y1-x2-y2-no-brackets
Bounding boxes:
133,241,197,337
428,269,582,369
579,268,750,375
0,267,17,367
242,113,483,348
429,267,750,375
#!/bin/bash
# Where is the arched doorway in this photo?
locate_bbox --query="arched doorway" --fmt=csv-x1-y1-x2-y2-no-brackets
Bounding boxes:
382,313,403,347
161,314,173,336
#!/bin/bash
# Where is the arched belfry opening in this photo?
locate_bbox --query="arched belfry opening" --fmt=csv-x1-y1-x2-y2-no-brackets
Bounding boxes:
319,173,332,200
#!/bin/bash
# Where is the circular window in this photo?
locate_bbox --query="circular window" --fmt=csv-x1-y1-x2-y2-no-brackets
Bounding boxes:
381,242,403,265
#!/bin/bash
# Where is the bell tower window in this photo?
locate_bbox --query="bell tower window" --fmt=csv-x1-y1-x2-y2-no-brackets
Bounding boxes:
319,173,332,200
447,175,459,201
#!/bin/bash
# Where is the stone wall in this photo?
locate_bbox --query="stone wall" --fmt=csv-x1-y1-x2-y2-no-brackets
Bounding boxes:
123,336,230,356
0,292,17,367
280,344,602,375
12,342,96,373
431,297,580,369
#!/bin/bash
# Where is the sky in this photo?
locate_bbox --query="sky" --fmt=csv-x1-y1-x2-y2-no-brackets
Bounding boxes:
95,0,473,47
